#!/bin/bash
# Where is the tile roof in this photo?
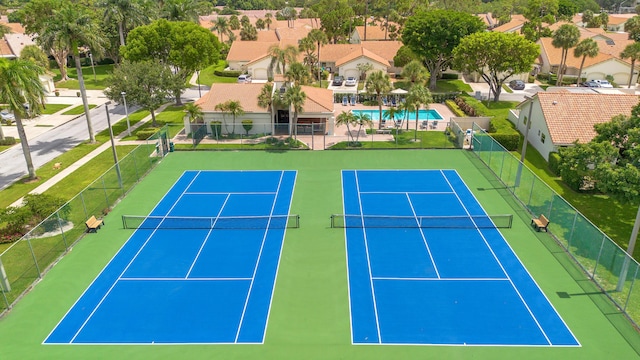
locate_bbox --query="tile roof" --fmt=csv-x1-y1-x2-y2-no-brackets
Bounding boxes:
5,33,36,57
227,41,278,61
0,39,12,57
195,83,267,113
361,41,402,63
334,47,389,67
0,22,25,34
354,23,399,41
538,37,615,68
492,15,526,33
608,15,629,25
534,91,639,144
299,85,334,113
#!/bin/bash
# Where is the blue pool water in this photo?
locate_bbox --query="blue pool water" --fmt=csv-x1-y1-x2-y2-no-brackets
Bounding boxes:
351,109,443,121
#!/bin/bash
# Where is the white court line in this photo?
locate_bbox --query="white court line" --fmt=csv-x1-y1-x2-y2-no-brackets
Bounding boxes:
261,171,298,344
234,170,285,343
68,172,203,344
341,171,356,345
372,277,509,281
359,191,454,195
119,277,252,281
43,170,197,345
406,193,441,279
354,170,383,344
184,191,277,195
440,170,552,346
184,194,230,278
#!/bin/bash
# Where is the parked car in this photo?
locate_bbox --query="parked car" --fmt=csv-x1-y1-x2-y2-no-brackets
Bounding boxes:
593,79,613,88
345,77,357,86
332,75,344,86
508,79,525,90
582,80,601,88
237,74,252,84
0,109,14,123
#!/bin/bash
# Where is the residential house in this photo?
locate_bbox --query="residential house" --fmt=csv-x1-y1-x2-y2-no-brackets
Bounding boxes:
510,90,639,160
491,14,527,34
537,35,639,85
190,82,335,137
349,22,400,43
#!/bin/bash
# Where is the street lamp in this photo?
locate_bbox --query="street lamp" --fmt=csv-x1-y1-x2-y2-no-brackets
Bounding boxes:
88,52,97,82
121,91,131,136
104,101,122,188
515,95,533,187
197,70,202,97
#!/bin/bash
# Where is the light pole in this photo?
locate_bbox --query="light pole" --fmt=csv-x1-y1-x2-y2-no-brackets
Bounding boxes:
515,95,533,187
88,52,96,82
105,101,122,188
121,91,131,136
197,70,202,98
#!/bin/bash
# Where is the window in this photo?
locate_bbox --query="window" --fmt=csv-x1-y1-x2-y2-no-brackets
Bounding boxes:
541,133,546,143
523,116,528,125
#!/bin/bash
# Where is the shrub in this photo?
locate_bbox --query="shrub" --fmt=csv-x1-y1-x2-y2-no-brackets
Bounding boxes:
23,193,69,222
0,206,31,242
537,73,550,81
491,133,519,151
214,69,242,77
241,119,253,136
445,99,465,117
136,129,157,140
210,121,222,138
548,152,561,175
527,75,535,83
453,97,477,116
0,137,16,145
441,73,459,80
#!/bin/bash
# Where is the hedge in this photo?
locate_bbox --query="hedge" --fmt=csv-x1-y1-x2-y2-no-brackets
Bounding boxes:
548,152,561,175
214,69,242,78
441,73,459,80
445,99,465,117
136,129,158,140
0,136,16,145
491,133,519,151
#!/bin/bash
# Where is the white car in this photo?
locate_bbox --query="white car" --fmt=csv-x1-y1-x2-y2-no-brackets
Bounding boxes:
0,109,14,122
593,79,613,88
345,77,357,86
237,74,252,84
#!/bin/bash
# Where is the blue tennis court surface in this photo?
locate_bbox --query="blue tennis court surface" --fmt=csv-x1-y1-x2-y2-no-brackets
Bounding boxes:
45,170,296,344
343,169,579,346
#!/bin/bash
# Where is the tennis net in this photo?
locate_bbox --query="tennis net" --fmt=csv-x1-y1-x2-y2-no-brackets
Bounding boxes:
122,214,300,230
330,214,512,229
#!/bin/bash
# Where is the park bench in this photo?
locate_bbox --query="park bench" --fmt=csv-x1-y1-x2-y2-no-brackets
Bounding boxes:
85,215,104,233
376,129,391,134
531,214,549,232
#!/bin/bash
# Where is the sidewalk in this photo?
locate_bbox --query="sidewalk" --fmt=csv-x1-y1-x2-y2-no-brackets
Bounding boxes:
8,103,170,208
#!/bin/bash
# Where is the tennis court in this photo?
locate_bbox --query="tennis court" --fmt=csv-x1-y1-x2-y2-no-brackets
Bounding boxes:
44,170,297,344
343,169,580,346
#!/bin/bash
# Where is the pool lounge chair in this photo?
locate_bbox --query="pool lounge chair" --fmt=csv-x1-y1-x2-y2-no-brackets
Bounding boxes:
350,96,356,106
342,96,348,106
391,97,397,107
430,120,439,129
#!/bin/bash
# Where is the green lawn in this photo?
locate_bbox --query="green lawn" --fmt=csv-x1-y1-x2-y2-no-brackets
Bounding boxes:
62,104,97,115
198,60,238,86
330,130,456,149
53,64,114,90
434,79,473,93
127,105,185,138
41,104,72,115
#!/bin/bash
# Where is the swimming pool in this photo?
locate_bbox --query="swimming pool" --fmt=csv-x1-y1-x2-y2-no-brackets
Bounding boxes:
351,109,443,121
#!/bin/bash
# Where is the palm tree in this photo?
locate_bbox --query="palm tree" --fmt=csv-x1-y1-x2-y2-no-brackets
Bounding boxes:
161,0,206,23
0,23,11,56
214,101,230,133
0,59,46,180
283,85,306,138
405,84,432,140
621,42,640,88
383,106,401,129
401,60,430,86
226,100,244,135
264,13,273,30
43,3,106,143
268,44,298,76
229,15,240,30
335,111,355,144
257,82,275,131
352,112,372,144
552,24,580,86
184,102,203,122
298,37,316,76
210,17,230,43
365,70,392,129
307,29,328,86
573,38,599,86
99,0,148,47
286,62,312,85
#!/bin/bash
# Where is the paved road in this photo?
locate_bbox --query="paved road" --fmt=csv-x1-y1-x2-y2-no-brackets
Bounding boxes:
0,87,203,191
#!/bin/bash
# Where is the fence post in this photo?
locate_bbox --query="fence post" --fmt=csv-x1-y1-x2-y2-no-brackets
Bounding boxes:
80,192,88,220
624,265,639,311
102,178,109,210
56,212,68,249
0,256,11,292
26,238,41,278
592,235,607,278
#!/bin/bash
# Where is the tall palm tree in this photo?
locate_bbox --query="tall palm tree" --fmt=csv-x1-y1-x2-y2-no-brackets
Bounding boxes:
210,17,230,43
574,38,599,86
552,24,580,86
621,42,640,88
335,111,355,144
268,44,298,76
43,3,105,143
298,37,316,76
352,112,372,144
99,0,148,47
383,106,401,128
0,59,46,180
365,70,392,129
285,62,312,85
264,12,273,30
184,102,203,122
283,85,306,138
405,84,432,140
161,0,206,23
257,82,275,130
214,101,230,133
226,100,244,135
401,60,429,86
307,29,328,86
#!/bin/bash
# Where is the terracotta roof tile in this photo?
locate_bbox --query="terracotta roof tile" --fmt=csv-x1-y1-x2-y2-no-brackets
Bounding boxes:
538,37,615,68
195,83,267,113
334,47,389,67
300,85,334,113
227,41,278,61
361,41,402,63
492,15,526,33
535,92,639,144
354,22,399,41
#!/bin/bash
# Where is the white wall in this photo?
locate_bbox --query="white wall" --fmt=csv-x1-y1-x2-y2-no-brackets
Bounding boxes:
338,57,387,78
203,112,272,135
514,99,555,161
247,57,271,80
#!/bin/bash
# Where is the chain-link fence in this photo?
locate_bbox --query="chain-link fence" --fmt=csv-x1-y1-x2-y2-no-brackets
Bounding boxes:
0,130,166,316
470,123,640,327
